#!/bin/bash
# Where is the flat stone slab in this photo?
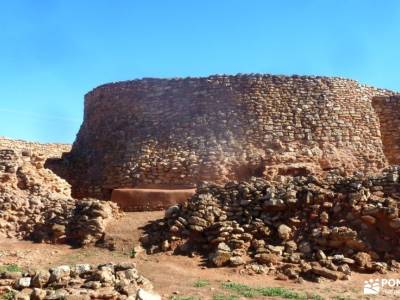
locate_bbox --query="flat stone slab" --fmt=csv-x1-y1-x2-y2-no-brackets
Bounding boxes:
111,188,196,211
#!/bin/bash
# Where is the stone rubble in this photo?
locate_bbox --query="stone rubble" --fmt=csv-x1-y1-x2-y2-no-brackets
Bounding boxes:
0,262,161,300
141,167,400,281
0,148,120,246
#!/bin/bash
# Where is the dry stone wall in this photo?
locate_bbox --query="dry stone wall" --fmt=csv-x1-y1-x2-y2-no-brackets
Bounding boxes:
0,262,160,300
141,167,400,281
63,74,398,199
0,147,120,245
0,137,71,159
373,95,400,164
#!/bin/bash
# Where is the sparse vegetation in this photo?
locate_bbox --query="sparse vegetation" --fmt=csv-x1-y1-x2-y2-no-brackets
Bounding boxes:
0,264,22,273
212,294,239,300
221,282,324,299
194,279,210,288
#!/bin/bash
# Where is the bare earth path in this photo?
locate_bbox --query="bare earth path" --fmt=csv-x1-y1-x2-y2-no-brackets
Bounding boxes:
0,212,397,299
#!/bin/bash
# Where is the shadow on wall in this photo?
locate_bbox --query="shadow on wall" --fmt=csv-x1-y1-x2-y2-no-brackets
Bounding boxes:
231,162,264,181
44,157,67,178
372,96,400,165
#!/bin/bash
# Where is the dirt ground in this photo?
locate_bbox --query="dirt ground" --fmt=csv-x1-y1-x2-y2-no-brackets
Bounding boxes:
0,211,399,299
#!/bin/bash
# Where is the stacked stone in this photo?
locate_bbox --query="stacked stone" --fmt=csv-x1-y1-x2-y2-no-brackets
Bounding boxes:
373,95,400,164
66,200,120,246
63,74,397,200
0,149,120,246
0,262,161,300
0,149,72,240
142,168,400,281
0,137,71,160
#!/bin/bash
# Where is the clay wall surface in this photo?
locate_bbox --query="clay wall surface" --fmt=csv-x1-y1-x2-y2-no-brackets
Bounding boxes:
0,137,71,159
63,74,397,199
373,95,400,164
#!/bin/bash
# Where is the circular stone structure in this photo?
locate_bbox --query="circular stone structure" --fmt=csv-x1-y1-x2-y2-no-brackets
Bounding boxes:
63,74,398,200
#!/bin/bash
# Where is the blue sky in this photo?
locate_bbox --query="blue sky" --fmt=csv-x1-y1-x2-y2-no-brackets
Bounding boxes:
1,1,399,143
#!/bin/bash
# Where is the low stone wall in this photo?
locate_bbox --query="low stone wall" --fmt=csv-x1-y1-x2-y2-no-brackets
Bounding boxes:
0,137,71,159
142,167,400,281
0,262,161,300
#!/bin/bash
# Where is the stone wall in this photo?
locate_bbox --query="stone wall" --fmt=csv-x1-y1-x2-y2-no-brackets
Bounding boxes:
141,167,400,280
0,147,119,245
0,262,160,300
372,95,400,164
0,137,71,159
63,74,398,199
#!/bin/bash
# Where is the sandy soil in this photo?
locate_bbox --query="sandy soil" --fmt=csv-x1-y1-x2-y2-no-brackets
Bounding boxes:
0,212,398,299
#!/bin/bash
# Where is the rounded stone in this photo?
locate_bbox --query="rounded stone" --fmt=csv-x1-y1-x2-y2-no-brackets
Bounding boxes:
277,224,292,241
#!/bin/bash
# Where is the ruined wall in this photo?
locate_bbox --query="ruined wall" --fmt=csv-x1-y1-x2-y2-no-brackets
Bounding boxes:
0,137,71,159
0,146,120,244
64,74,396,199
373,95,400,164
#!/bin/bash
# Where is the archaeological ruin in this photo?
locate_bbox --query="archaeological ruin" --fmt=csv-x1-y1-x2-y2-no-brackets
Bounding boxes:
60,74,399,204
2,74,400,288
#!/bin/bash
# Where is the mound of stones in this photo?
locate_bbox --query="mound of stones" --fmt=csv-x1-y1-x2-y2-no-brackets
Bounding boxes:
142,167,400,282
0,149,120,246
0,262,161,300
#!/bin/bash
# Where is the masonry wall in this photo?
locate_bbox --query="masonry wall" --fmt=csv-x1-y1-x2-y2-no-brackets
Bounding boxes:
373,95,400,164
0,137,71,159
64,74,396,199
